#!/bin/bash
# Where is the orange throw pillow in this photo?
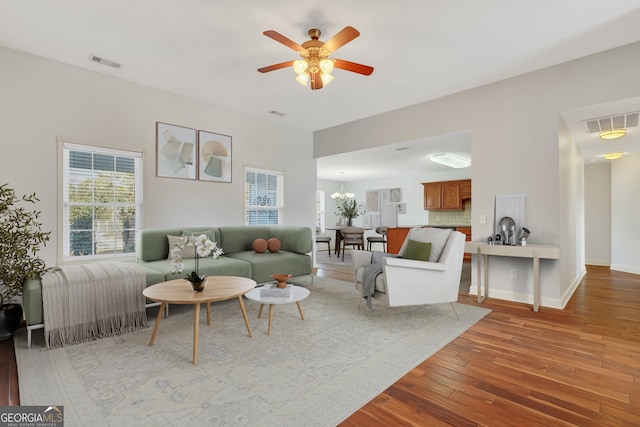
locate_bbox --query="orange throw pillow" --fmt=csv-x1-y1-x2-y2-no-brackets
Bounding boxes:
252,238,268,253
267,237,281,252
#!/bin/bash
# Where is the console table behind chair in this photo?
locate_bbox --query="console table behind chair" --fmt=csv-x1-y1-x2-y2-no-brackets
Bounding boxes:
464,242,560,312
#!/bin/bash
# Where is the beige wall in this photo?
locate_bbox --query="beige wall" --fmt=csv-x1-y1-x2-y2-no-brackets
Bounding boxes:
314,41,640,308
0,46,317,267
584,163,612,266
611,153,640,274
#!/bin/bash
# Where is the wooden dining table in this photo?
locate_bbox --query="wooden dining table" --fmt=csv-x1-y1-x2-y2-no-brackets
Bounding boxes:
325,226,372,256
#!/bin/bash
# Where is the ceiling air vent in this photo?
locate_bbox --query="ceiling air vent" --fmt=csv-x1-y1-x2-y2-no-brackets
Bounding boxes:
90,55,122,69
584,112,639,134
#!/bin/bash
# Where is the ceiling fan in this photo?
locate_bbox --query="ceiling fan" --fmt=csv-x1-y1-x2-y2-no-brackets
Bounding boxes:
257,26,374,90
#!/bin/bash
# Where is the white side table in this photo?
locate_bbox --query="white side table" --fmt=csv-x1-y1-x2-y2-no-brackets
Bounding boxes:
244,284,310,335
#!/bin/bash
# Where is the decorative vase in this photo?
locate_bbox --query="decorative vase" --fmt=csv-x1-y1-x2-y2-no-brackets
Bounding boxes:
0,303,23,341
347,218,353,226
190,279,207,292
271,273,292,289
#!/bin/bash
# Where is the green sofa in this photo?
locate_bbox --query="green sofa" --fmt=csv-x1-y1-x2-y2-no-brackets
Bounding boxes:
22,225,313,331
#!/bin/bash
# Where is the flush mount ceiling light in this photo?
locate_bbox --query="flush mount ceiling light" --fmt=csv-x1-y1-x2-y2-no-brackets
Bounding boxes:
603,152,624,160
599,129,627,140
430,153,471,168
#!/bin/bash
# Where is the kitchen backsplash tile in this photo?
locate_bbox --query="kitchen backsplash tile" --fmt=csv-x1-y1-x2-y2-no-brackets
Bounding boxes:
428,200,471,226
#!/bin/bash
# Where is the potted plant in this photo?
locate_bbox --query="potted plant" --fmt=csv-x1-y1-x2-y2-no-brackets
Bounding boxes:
332,195,364,226
170,234,224,292
0,183,51,340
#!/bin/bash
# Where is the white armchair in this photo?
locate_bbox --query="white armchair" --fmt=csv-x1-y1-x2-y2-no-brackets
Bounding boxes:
352,229,465,312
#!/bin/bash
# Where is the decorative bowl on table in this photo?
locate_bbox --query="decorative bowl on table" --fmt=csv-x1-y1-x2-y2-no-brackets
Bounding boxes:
271,273,292,289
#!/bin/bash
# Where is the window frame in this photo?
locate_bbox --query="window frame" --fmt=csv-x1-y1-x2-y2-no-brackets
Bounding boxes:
58,138,143,263
243,166,284,225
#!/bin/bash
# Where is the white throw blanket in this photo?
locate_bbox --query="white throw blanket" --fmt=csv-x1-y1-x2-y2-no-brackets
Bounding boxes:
41,262,148,349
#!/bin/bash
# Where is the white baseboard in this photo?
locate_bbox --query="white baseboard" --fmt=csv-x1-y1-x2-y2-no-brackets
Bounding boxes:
585,259,610,267
559,267,586,309
467,287,563,310
610,264,640,275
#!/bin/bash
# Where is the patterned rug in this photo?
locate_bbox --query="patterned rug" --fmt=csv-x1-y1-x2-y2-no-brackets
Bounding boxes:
14,277,489,427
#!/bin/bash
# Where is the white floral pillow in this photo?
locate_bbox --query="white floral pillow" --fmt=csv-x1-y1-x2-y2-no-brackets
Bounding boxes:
166,235,196,259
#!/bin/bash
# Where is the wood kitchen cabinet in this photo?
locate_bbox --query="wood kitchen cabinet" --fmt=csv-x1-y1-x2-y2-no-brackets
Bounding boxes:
422,179,470,210
456,226,472,262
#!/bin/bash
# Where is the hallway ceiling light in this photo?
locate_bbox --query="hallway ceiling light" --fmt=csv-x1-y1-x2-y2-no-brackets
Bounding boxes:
599,129,626,140
429,153,471,168
603,152,624,160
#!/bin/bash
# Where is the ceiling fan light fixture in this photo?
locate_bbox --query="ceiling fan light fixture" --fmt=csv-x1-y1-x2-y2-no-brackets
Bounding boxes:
603,152,624,160
321,73,334,86
295,73,309,86
319,58,335,74
293,59,308,75
430,153,471,168
599,129,626,140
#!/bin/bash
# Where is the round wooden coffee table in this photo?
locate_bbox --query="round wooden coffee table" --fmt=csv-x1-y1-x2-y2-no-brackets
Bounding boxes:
143,275,256,364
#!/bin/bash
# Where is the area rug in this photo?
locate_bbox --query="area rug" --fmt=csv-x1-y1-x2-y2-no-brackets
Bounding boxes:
14,277,489,427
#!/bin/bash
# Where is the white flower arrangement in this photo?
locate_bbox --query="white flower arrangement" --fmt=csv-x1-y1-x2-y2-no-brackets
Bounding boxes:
170,234,223,282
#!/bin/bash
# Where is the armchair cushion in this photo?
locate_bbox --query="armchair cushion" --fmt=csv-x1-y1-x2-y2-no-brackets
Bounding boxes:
403,240,432,261
398,227,451,262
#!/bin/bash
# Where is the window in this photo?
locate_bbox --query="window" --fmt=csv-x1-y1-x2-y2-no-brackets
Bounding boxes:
244,167,283,225
316,190,325,231
61,142,142,261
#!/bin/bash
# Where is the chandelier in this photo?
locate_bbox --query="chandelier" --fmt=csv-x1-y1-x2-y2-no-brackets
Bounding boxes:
330,174,353,200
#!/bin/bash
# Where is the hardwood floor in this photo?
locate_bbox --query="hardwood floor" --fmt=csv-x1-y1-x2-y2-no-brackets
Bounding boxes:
2,265,638,426
341,265,640,426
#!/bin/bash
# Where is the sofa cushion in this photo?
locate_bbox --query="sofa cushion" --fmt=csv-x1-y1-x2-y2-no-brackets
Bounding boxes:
252,238,268,253
219,226,271,254
402,239,432,261
267,237,281,252
398,227,451,262
142,257,252,281
136,227,184,261
227,250,312,284
266,226,312,254
166,235,196,259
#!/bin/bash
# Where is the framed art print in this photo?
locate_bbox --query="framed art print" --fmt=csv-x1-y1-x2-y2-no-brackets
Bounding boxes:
198,130,232,182
156,122,197,180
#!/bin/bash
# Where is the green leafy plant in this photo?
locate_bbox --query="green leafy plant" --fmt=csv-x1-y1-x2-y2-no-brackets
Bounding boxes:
0,184,51,306
334,198,363,224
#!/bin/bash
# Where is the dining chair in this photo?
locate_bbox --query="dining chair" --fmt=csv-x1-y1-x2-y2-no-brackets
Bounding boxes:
315,227,332,257
339,226,365,261
367,226,387,251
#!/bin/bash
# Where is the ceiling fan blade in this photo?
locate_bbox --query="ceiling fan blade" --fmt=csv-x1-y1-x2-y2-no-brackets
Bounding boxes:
321,26,360,53
333,59,374,76
263,30,305,52
257,60,294,73
309,72,323,90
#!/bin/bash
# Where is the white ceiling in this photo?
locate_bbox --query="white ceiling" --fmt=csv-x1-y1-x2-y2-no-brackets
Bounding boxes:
1,1,639,181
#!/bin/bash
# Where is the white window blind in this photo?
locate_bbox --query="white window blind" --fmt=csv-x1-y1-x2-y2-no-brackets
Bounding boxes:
62,142,142,260
244,167,283,225
316,190,325,231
